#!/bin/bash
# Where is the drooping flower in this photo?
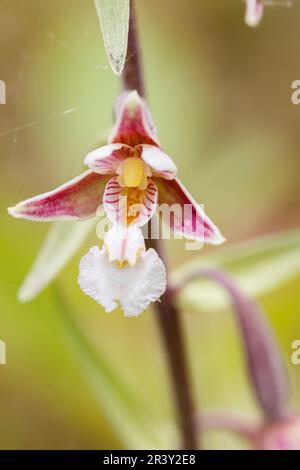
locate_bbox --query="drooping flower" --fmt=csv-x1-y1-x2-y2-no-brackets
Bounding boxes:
8,91,224,316
244,0,264,27
188,268,295,449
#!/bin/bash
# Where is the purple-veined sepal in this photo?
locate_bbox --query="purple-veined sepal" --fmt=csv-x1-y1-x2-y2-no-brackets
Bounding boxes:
8,170,108,221
155,177,225,245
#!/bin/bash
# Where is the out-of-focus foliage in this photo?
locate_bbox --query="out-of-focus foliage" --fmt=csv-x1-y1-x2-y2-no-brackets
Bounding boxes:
1,0,300,450
18,220,96,302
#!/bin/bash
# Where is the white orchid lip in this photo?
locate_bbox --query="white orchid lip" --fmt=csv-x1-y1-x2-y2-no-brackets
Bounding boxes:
78,245,166,317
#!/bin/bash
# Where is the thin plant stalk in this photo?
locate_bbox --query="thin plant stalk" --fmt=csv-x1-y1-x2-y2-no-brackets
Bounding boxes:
121,0,198,450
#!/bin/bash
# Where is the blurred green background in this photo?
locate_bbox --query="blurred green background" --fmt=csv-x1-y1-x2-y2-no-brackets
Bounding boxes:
1,0,300,449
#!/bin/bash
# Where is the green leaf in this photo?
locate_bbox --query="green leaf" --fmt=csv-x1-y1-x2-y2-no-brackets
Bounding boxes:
18,220,96,303
93,0,130,75
172,228,300,312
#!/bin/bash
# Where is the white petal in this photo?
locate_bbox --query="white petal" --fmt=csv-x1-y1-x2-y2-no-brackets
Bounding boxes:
8,170,108,221
84,143,130,174
103,177,124,225
104,225,145,266
78,246,167,317
18,219,96,302
139,144,177,180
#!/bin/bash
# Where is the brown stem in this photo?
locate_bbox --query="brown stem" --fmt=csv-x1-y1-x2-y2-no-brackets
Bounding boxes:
152,271,198,449
121,1,198,449
122,0,145,96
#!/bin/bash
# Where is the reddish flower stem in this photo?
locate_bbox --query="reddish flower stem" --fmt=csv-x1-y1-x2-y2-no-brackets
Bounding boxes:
122,1,145,97
198,411,257,441
121,1,198,450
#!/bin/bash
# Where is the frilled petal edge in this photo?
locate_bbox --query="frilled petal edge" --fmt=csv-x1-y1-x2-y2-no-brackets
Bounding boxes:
78,246,166,317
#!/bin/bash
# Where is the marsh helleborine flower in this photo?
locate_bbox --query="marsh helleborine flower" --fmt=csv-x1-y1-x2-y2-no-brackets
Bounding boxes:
8,91,224,316
244,0,264,27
